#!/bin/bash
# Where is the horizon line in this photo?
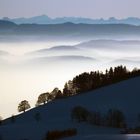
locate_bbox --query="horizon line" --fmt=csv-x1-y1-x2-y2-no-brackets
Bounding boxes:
1,15,140,20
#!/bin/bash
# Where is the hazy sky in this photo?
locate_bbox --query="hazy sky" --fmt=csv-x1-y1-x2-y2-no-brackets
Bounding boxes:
0,0,140,19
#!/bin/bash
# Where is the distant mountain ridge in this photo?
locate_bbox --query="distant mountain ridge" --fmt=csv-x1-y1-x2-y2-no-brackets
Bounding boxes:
1,20,140,36
2,15,140,25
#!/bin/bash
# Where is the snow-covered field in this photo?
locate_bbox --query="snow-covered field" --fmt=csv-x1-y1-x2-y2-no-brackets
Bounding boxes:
1,76,140,140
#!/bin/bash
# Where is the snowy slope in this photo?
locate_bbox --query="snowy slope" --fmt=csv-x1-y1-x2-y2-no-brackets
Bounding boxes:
1,76,140,140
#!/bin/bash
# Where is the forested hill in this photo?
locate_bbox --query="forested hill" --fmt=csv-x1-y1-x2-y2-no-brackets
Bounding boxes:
1,74,140,140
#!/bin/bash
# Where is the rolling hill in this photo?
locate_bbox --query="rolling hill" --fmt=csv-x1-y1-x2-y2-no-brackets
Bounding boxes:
1,76,140,140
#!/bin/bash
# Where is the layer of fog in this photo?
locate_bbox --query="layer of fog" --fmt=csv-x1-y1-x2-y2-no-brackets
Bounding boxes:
0,38,140,118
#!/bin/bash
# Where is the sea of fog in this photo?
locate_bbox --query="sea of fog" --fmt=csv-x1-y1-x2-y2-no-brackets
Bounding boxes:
0,37,140,118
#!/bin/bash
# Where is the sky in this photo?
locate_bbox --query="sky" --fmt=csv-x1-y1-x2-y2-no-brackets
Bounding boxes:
0,0,140,19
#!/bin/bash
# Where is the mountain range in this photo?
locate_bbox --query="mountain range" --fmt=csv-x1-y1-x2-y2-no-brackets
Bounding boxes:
1,20,140,38
2,15,140,25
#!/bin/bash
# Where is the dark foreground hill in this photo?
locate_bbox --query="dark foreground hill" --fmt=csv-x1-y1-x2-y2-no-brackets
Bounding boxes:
1,76,140,140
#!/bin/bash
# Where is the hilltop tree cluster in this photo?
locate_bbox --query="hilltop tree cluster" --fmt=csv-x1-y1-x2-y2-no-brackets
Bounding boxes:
18,88,63,113
36,88,63,106
17,66,140,113
63,66,140,96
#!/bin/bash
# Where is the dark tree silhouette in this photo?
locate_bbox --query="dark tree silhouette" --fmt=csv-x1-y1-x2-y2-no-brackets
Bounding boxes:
0,116,2,126
71,106,126,128
63,83,69,96
55,90,63,99
18,100,31,113
71,106,90,122
62,65,140,97
45,129,77,140
51,87,62,99
37,92,50,105
35,66,140,104
63,81,77,97
51,87,59,94
105,109,126,128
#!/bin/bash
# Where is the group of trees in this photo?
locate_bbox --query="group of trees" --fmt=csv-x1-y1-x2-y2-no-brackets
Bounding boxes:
45,129,77,140
105,109,126,128
71,106,126,128
71,106,90,122
36,88,63,107
18,88,63,113
63,66,140,96
17,66,140,113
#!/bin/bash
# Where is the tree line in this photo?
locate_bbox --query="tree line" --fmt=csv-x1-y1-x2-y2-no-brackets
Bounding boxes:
17,65,140,113
63,65,140,96
71,106,126,128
